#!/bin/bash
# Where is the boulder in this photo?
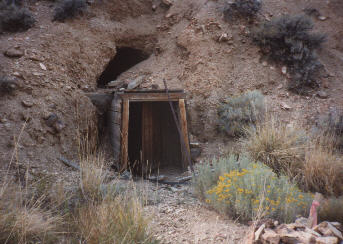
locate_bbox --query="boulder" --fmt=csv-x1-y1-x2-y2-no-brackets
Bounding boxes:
4,47,24,58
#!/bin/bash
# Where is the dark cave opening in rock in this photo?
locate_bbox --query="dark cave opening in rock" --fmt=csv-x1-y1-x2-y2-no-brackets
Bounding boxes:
97,47,150,88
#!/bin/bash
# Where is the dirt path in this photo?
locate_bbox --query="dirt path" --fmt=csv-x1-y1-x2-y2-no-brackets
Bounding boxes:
143,183,248,244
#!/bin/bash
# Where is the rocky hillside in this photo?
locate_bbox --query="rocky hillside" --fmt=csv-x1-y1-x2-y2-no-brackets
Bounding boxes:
0,0,342,174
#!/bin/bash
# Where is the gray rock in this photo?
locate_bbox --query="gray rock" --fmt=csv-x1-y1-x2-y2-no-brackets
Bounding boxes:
22,99,34,107
317,91,329,99
45,113,58,127
162,0,173,7
4,47,24,58
0,78,17,93
127,76,145,90
107,79,125,88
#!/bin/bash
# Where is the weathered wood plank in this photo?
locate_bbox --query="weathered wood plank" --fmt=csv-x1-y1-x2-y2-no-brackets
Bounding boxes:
179,99,191,169
120,92,185,101
109,95,122,167
120,99,129,171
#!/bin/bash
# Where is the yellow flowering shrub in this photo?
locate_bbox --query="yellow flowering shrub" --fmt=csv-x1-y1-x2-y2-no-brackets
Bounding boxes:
197,156,313,223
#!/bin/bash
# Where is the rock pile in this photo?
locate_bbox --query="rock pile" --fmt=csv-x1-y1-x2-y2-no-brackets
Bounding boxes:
253,218,343,244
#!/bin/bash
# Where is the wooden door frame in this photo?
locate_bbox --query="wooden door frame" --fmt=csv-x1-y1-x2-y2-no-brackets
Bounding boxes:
119,92,190,172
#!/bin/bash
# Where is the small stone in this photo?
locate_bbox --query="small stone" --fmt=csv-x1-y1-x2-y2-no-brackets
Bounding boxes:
45,113,58,127
127,76,145,90
39,63,47,71
22,99,34,107
218,33,229,42
317,91,329,99
4,47,24,58
33,72,44,76
152,4,157,11
318,16,327,21
281,66,287,74
162,0,173,7
261,229,280,244
316,236,338,244
0,118,7,123
262,61,268,66
280,102,292,110
53,120,65,133
107,79,124,88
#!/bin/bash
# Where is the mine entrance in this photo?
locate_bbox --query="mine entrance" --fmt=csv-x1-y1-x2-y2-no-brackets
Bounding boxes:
97,47,150,88
128,101,183,174
119,90,190,176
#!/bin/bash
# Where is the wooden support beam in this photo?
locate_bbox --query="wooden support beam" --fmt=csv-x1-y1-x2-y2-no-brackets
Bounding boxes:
178,99,191,169
120,92,185,102
120,99,129,172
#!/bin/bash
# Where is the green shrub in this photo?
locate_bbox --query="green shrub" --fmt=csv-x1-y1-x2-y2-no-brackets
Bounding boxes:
53,0,86,22
193,155,252,199
224,0,262,21
218,90,265,137
196,156,313,223
253,15,326,93
0,2,35,32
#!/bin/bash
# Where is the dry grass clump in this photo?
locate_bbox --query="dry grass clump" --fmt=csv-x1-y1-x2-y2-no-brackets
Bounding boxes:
315,108,343,152
303,142,343,196
243,119,343,197
218,90,265,137
79,154,106,201
242,120,306,178
74,154,157,243
76,195,157,244
0,184,62,244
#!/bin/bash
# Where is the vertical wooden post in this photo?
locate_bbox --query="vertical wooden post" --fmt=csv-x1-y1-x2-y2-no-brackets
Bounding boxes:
178,99,191,169
120,99,129,172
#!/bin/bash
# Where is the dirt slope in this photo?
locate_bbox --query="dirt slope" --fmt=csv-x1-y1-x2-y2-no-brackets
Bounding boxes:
0,0,342,173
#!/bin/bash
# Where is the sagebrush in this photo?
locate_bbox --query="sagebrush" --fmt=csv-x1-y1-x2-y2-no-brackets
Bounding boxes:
53,0,86,22
0,1,35,32
253,15,326,93
193,156,313,223
218,90,265,137
224,0,262,21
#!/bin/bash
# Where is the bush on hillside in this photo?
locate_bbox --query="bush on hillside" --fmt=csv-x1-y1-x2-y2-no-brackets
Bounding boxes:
53,0,86,22
193,156,313,223
218,90,265,137
0,2,35,32
253,15,326,93
224,0,262,21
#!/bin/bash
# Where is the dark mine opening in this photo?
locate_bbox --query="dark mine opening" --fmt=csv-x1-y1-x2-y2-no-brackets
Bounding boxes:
128,101,183,175
97,47,150,88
